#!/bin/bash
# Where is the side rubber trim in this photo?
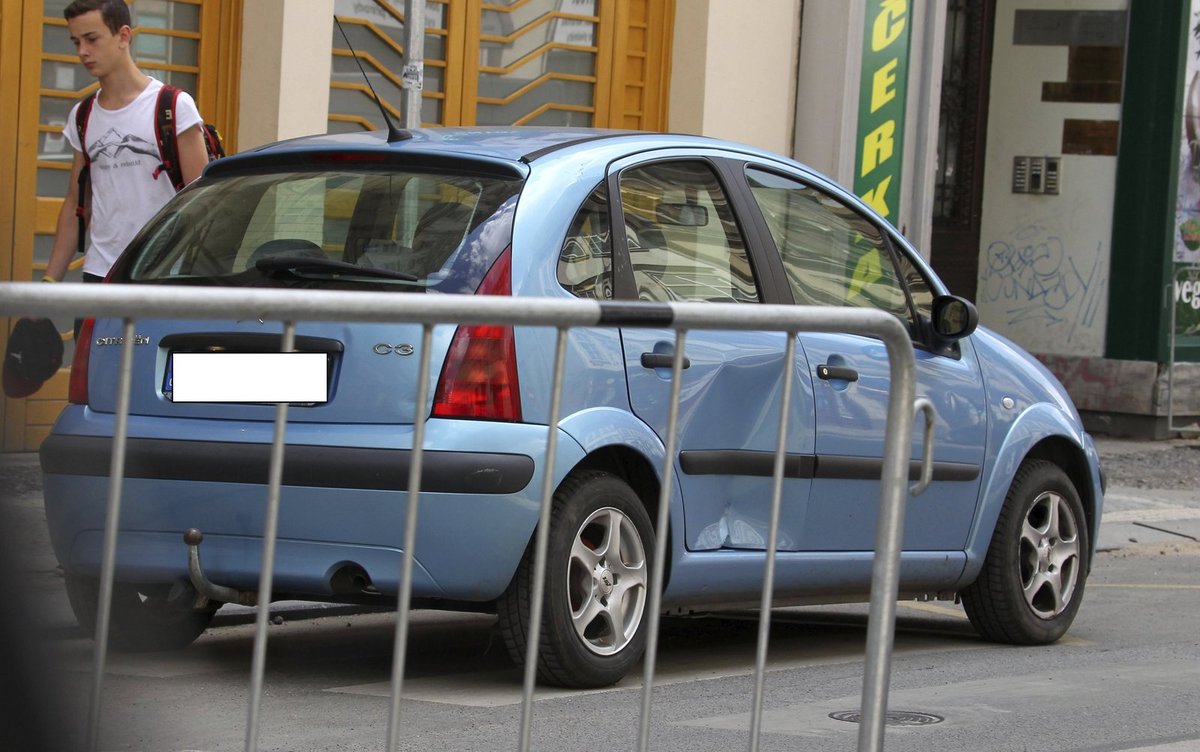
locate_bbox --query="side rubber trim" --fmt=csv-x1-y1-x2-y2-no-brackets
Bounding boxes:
816,455,981,482
40,434,534,494
679,449,980,482
680,450,816,479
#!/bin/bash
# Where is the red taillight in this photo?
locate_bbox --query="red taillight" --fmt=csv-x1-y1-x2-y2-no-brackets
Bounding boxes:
69,317,95,404
431,325,521,420
431,248,521,421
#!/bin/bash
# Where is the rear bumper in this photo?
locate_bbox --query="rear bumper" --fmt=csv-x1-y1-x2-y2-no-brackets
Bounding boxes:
40,413,579,602
41,434,535,494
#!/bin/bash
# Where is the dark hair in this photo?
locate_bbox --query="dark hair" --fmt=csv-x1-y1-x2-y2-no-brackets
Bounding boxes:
64,0,132,35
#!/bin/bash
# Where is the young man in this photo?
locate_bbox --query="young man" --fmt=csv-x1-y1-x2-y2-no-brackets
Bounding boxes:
43,0,208,289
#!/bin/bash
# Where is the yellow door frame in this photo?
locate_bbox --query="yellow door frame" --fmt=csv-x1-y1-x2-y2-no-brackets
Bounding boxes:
198,0,243,154
0,0,23,447
610,0,673,131
0,0,21,289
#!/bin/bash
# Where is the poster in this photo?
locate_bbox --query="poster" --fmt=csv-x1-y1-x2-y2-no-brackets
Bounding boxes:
1175,2,1200,264
1175,3,1200,337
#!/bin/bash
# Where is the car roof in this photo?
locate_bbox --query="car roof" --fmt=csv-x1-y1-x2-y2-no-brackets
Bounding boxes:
250,127,636,161
217,126,802,173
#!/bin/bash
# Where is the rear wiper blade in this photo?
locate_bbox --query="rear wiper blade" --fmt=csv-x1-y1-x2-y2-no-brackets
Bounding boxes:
255,255,418,282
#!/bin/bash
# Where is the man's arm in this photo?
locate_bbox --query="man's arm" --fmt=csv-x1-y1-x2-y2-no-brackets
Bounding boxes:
44,149,85,282
177,124,208,186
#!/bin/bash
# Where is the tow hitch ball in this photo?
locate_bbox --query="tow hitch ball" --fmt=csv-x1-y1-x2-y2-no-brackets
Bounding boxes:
183,528,258,607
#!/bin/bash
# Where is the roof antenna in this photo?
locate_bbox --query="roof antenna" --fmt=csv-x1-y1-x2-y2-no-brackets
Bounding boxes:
335,17,410,143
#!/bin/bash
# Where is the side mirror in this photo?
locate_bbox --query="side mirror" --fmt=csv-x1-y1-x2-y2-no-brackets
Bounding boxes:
931,295,978,341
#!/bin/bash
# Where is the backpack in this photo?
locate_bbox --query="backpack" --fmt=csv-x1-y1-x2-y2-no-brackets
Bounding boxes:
73,84,225,254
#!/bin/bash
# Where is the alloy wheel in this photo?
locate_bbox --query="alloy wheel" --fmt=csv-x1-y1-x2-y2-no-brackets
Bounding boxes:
1019,490,1081,619
567,506,648,656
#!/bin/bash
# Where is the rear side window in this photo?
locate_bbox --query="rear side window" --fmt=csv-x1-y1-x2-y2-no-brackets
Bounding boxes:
745,167,911,320
120,169,521,294
558,183,612,300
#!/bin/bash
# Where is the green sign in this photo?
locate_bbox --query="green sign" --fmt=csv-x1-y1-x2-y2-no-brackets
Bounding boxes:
853,0,913,222
1174,264,1200,340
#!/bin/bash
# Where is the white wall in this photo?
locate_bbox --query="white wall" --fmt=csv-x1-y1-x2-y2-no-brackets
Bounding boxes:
898,0,947,253
792,1,865,185
237,0,334,150
668,0,801,155
975,0,1126,357
791,0,946,254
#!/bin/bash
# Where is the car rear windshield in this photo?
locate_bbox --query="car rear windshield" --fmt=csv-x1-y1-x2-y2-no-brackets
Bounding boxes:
117,169,521,294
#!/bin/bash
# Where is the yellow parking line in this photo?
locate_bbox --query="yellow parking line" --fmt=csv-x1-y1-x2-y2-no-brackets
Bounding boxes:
1056,634,1093,646
897,601,967,619
1090,583,1200,590
894,602,1095,645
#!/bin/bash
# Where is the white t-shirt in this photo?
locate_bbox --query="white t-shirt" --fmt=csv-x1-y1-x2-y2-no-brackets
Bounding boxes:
63,77,202,277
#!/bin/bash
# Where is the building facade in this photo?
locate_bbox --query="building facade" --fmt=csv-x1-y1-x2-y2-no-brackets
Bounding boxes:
1,0,1197,449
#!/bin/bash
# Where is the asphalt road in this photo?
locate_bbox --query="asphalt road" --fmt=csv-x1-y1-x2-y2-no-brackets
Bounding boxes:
1,438,1198,751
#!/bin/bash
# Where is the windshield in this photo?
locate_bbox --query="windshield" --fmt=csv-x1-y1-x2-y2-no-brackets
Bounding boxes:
118,169,521,293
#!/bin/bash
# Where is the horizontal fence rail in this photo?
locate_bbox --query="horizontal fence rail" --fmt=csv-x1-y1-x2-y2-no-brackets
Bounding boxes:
0,282,925,752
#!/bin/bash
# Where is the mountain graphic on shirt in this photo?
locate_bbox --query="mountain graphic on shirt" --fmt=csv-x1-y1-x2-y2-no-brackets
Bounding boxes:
88,128,158,162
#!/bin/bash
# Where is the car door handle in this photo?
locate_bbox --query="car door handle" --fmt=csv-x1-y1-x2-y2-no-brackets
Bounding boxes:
641,352,691,370
817,364,858,382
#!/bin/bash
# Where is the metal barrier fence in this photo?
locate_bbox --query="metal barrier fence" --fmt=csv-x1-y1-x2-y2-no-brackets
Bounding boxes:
0,282,930,752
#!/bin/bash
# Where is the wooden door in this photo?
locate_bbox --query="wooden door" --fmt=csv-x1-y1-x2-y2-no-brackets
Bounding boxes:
329,0,673,130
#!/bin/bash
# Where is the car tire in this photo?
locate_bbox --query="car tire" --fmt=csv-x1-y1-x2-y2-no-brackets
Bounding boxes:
497,470,654,688
961,459,1088,644
64,572,217,652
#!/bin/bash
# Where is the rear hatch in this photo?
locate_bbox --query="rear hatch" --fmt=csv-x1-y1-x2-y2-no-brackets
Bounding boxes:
85,318,446,424
90,155,523,424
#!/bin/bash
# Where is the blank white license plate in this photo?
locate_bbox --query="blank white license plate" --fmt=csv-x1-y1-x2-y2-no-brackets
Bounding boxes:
168,352,328,403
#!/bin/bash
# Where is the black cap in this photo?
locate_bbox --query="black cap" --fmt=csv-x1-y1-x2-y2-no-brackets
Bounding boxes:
3,318,64,399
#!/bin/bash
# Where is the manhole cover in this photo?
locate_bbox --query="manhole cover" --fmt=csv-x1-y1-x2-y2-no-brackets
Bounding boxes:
828,710,944,727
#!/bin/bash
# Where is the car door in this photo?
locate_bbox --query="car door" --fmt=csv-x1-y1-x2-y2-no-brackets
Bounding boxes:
739,165,987,552
604,153,817,552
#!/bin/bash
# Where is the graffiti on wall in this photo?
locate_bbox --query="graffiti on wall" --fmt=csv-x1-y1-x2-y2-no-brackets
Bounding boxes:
979,223,1108,346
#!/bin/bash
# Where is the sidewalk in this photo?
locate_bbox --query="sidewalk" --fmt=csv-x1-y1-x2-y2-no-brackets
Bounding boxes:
1092,436,1200,550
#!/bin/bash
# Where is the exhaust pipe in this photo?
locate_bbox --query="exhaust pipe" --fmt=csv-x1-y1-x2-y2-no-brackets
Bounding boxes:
183,528,258,606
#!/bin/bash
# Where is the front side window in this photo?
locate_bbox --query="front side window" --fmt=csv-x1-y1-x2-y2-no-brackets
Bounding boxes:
619,161,758,303
119,168,521,294
745,167,911,321
896,247,935,324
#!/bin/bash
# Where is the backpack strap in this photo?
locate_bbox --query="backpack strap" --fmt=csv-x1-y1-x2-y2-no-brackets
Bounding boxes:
74,92,97,255
152,84,186,191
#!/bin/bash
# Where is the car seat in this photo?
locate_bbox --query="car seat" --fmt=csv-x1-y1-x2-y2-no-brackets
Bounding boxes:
248,238,324,267
410,202,474,273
